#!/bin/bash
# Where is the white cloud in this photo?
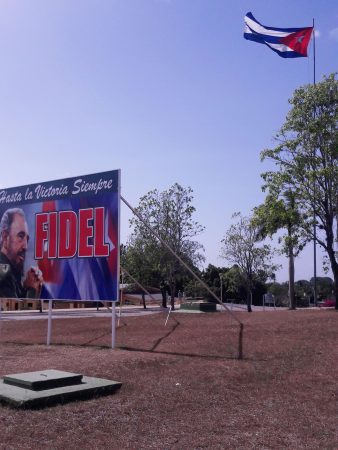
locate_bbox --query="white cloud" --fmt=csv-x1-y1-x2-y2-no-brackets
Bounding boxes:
314,29,321,38
329,28,338,40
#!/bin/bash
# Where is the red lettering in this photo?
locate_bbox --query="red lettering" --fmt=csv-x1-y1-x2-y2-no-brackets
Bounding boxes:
78,209,94,257
94,207,109,257
34,208,110,260
48,212,58,258
35,213,49,259
59,211,77,258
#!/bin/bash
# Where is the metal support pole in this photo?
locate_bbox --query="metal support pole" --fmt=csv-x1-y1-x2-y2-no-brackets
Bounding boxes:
120,195,242,326
312,18,317,307
121,194,244,359
0,298,2,334
118,270,124,327
47,300,52,346
313,215,317,305
112,302,116,349
165,306,172,326
220,273,223,303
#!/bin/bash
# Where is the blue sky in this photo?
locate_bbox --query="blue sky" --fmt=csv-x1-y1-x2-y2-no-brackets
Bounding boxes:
0,0,337,282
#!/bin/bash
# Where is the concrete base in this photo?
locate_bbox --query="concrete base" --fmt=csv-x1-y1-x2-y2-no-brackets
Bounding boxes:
180,301,217,312
0,369,122,408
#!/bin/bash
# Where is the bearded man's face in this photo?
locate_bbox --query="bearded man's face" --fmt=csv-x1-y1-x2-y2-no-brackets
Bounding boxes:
2,213,29,274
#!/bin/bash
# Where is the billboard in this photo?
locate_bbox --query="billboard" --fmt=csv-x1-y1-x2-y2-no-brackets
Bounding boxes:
0,170,120,301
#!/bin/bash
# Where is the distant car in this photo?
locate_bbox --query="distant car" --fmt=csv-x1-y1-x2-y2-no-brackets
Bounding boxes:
319,299,336,308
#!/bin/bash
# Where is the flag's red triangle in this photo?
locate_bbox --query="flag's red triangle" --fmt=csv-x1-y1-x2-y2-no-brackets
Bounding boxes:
281,27,313,56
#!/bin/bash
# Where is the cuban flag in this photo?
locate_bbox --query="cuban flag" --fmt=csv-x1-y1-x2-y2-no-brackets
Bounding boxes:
244,12,313,58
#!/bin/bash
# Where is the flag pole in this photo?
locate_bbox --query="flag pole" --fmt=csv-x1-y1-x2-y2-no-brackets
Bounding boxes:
313,18,316,85
312,18,317,306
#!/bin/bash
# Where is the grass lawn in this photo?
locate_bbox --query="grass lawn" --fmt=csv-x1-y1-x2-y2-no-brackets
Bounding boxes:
0,308,337,449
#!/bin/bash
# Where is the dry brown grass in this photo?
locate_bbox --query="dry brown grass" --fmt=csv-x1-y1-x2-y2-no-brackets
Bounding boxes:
0,309,337,449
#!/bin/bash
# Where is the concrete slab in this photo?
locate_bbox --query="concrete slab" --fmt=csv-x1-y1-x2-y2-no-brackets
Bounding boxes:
4,369,83,391
0,370,122,408
180,302,217,312
175,309,205,314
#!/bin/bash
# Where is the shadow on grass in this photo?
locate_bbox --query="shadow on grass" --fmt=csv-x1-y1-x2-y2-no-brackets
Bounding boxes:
150,318,180,352
117,346,240,361
117,315,244,361
0,312,244,360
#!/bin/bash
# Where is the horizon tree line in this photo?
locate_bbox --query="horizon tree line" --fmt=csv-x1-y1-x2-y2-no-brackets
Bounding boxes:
121,73,338,310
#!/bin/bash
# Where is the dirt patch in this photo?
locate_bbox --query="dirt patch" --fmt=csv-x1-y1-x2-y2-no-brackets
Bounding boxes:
0,309,337,449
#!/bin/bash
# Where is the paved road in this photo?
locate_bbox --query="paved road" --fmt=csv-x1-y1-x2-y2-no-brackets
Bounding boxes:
1,303,319,321
0,306,165,321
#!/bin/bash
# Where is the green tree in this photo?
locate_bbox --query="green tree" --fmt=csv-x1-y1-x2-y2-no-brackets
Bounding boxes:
120,239,162,309
253,190,306,309
191,264,230,302
221,213,278,312
261,73,338,308
310,276,334,301
221,265,248,304
266,281,289,306
128,183,205,309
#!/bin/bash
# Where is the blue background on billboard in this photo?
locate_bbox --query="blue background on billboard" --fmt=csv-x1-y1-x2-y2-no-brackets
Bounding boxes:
0,171,120,301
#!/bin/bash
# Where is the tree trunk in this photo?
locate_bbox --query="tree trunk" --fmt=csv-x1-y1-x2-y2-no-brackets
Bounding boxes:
324,237,338,309
287,222,296,310
289,245,296,310
161,286,167,308
170,281,176,310
141,292,147,309
160,282,167,308
247,290,252,312
332,266,338,310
